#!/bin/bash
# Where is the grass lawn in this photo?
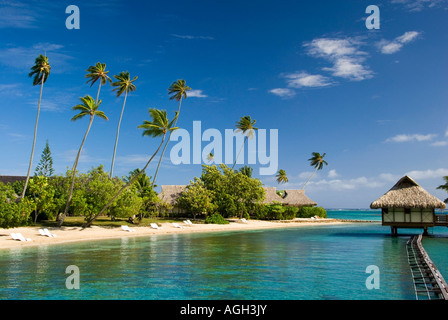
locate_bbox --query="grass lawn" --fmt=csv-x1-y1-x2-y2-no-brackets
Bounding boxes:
32,216,203,228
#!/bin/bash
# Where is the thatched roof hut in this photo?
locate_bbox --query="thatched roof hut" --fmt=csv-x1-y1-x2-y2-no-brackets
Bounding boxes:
158,185,186,205
0,176,26,184
282,189,317,207
263,187,284,204
370,176,446,209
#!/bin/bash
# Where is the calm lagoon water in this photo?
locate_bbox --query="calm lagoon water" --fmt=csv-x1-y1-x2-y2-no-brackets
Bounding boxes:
1,210,447,300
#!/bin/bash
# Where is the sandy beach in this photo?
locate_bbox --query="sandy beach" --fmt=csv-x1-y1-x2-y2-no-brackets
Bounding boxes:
0,218,355,250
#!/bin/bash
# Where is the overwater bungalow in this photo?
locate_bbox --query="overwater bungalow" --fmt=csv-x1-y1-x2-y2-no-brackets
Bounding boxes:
370,175,447,235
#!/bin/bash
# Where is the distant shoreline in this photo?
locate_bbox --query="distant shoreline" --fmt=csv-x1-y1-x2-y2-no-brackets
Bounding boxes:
0,218,377,250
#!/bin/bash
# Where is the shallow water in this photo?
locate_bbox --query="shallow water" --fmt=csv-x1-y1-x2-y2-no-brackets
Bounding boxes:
0,221,420,300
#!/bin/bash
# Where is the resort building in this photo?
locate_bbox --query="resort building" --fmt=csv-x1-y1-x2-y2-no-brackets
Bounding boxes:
370,175,447,235
159,185,317,214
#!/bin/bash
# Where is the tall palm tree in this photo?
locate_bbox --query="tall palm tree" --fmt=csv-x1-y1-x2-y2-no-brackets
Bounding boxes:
21,54,51,200
83,108,178,228
239,165,253,178
110,71,138,177
276,169,288,184
302,152,328,189
57,95,108,227
85,62,111,103
151,79,191,188
437,176,448,203
232,115,258,169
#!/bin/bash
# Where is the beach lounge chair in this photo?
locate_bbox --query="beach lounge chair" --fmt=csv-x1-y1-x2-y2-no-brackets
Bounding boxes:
121,225,136,232
11,233,32,242
172,223,184,229
183,220,193,226
43,228,56,237
150,223,162,230
240,218,248,223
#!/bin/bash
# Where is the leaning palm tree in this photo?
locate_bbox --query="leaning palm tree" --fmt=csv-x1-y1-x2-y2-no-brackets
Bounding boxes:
437,176,448,203
21,54,51,200
276,169,288,184
302,152,328,189
83,108,178,228
151,79,191,188
232,116,258,169
57,95,108,227
85,62,111,103
110,71,138,177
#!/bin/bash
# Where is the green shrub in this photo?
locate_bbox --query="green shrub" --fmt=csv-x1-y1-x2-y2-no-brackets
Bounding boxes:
299,206,327,218
0,183,35,228
205,213,229,224
283,206,299,219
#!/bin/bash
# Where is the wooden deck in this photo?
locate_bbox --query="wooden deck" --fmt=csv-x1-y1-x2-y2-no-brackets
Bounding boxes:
406,234,448,300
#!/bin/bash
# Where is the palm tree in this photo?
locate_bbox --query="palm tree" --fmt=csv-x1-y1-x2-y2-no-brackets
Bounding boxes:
206,152,214,163
85,62,111,103
151,79,191,188
110,71,138,178
302,152,328,189
57,95,108,227
276,169,288,184
232,116,258,170
83,108,178,228
437,176,448,203
21,54,51,200
239,165,253,178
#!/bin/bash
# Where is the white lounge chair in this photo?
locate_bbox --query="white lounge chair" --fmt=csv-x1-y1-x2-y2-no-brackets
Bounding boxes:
183,220,193,226
150,223,162,229
121,225,136,232
172,223,184,229
11,233,32,242
43,228,56,237
240,218,248,223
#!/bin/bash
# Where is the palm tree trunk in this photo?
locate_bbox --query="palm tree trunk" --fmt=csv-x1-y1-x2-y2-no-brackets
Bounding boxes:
58,115,94,227
302,167,318,189
95,82,102,104
83,133,166,228
110,91,127,178
151,98,182,188
21,78,44,200
232,136,248,170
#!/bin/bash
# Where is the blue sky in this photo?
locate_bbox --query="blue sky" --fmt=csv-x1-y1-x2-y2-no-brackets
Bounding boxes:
0,0,447,208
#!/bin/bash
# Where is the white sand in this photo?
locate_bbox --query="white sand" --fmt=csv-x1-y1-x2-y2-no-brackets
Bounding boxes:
0,218,349,250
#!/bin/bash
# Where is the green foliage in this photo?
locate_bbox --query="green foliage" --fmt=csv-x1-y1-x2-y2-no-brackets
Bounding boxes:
200,164,265,218
0,183,34,228
34,140,55,177
178,178,217,219
299,206,327,218
205,213,229,224
437,176,448,203
28,176,56,222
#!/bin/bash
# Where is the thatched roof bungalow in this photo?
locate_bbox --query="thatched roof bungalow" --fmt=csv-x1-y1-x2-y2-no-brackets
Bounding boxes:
370,175,446,235
281,189,317,207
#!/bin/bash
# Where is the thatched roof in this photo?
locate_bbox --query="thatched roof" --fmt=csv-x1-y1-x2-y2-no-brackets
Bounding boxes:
263,187,317,207
263,187,284,204
0,176,26,184
370,175,446,209
158,185,186,205
282,189,317,207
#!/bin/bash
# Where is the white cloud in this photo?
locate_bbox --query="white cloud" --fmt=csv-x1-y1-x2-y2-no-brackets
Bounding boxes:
391,0,447,11
445,128,448,137
268,88,296,98
188,90,208,98
304,37,372,81
284,72,332,88
327,169,339,178
431,141,448,147
171,34,214,40
378,31,420,54
405,168,448,180
385,133,437,143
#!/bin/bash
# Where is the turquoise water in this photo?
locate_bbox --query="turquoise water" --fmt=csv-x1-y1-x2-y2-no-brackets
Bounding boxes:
0,211,427,300
326,209,382,221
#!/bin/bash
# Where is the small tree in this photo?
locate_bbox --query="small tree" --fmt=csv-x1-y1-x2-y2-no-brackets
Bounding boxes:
34,140,55,177
28,176,56,223
178,178,216,220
